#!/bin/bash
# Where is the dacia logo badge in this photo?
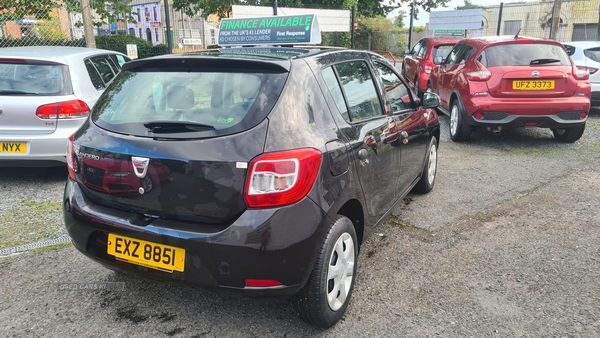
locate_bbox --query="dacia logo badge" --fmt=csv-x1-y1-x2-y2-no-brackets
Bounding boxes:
131,156,150,179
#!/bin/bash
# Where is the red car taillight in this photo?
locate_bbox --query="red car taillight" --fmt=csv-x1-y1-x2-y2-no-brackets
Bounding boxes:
244,148,322,208
66,134,76,180
424,60,433,74
572,60,590,80
467,61,492,81
576,65,597,75
36,100,90,120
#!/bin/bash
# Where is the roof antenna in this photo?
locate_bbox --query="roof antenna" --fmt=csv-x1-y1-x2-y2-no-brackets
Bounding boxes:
514,28,521,39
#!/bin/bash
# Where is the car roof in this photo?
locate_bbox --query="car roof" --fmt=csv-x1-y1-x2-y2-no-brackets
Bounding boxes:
460,35,562,49
0,46,124,64
562,41,600,48
143,46,346,61
423,37,463,46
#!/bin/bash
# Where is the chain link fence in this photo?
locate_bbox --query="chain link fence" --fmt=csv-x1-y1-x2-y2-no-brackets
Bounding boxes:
2,0,600,57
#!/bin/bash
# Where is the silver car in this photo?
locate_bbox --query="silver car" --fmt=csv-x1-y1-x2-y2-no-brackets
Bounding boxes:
0,46,130,166
563,41,600,106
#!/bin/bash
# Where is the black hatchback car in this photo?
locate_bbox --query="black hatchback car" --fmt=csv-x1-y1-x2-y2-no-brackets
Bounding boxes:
63,46,441,328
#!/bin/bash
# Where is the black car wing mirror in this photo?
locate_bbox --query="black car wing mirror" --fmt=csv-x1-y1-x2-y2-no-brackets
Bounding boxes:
422,92,440,109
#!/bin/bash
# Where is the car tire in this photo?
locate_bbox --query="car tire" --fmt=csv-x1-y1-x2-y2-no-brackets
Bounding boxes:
450,100,471,142
412,136,438,194
552,124,586,143
291,215,358,329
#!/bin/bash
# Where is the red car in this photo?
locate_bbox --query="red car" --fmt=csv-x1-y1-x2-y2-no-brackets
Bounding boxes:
430,36,591,142
402,37,462,97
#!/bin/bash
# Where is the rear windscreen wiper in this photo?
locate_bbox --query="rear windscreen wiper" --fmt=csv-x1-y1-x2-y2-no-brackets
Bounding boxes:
144,121,215,133
530,58,561,65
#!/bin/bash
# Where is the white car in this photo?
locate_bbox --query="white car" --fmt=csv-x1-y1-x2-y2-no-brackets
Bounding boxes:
0,46,130,166
563,41,600,106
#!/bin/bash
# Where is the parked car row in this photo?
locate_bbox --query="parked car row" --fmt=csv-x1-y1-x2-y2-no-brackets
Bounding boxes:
404,36,593,143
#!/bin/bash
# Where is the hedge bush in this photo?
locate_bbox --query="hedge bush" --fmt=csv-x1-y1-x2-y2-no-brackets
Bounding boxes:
95,34,168,59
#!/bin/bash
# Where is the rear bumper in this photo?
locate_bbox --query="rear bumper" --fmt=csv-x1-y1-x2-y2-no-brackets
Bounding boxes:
463,96,590,128
63,177,329,297
0,121,84,166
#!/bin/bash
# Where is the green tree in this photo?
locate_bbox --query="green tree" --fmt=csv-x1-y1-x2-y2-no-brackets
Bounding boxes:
32,12,67,40
393,11,406,28
455,0,484,10
0,0,59,21
387,0,452,20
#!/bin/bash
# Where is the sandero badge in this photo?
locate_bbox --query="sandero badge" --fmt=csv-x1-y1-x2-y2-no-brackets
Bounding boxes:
63,14,441,329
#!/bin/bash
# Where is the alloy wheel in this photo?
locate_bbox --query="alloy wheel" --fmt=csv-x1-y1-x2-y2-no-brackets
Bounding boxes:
450,104,459,136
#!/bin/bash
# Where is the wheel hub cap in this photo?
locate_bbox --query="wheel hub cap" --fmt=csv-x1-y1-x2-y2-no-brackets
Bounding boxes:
326,232,355,311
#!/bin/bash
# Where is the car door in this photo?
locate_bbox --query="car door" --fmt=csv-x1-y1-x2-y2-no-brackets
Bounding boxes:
373,61,429,196
404,40,423,83
321,60,401,222
438,44,476,109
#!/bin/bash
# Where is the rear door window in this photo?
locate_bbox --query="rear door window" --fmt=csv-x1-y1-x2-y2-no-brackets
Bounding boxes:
433,44,455,62
0,62,69,95
483,43,570,66
322,66,350,122
333,61,384,121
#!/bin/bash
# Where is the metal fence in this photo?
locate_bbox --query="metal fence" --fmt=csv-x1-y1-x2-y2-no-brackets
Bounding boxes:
2,0,600,56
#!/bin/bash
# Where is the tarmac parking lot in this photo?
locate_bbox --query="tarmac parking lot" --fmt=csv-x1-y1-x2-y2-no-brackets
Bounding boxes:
1,111,599,337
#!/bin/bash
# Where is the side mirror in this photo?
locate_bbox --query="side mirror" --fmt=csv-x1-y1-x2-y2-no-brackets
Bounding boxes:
404,50,410,55
422,92,440,109
434,56,443,65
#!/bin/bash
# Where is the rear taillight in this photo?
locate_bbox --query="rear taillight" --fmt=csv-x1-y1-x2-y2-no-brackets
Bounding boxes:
244,148,322,208
66,134,76,180
467,61,492,81
572,60,590,80
36,100,90,120
576,65,597,75
424,60,433,74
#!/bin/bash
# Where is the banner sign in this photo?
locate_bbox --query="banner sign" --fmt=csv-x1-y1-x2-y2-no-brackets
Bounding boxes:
218,14,321,46
433,29,466,37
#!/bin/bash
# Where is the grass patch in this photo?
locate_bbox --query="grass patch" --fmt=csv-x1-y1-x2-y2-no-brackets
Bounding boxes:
0,200,64,250
385,214,436,243
33,241,72,253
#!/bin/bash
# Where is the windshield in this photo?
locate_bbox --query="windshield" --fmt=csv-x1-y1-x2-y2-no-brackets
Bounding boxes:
482,43,570,67
0,63,70,95
92,69,287,138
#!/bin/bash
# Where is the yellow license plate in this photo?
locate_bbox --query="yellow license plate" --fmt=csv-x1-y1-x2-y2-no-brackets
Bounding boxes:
0,141,27,154
107,233,185,273
512,80,555,90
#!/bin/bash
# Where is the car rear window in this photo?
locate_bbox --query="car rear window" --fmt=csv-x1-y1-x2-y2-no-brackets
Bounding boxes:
482,43,570,67
432,44,455,61
92,69,287,138
584,47,600,63
0,62,69,95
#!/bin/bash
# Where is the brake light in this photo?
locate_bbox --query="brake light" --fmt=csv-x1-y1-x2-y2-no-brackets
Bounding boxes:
572,60,590,80
66,134,76,180
244,148,322,208
0,58,27,63
576,66,597,75
424,60,434,74
514,39,535,44
467,61,492,81
36,100,90,120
